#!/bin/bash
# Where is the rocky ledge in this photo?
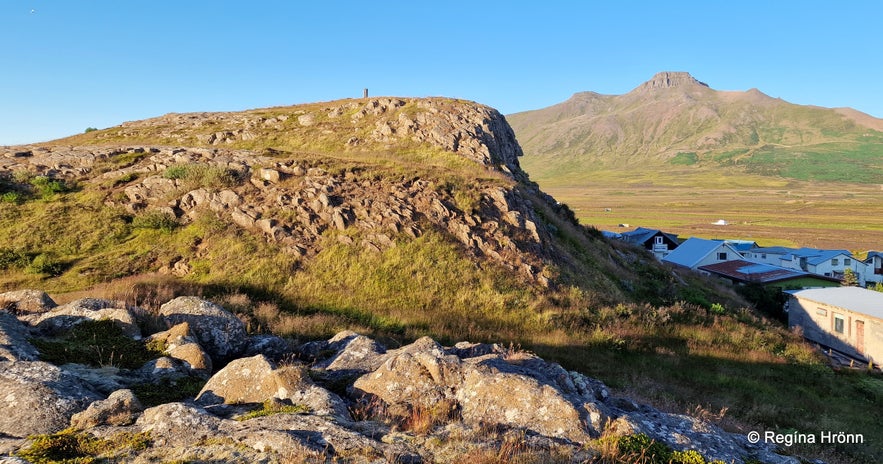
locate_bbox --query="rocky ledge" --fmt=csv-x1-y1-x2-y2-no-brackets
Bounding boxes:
0,289,798,463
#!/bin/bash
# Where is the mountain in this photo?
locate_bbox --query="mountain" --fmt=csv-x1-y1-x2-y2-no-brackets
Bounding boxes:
508,71,883,184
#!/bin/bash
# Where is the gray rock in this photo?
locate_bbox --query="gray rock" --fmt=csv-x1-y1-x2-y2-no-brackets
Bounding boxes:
159,297,247,364
242,334,293,362
197,354,349,419
136,402,222,447
0,311,38,361
0,360,100,437
146,322,212,376
32,298,141,339
0,289,56,315
70,388,143,428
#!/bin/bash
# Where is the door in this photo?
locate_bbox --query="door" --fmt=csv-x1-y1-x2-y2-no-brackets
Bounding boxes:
856,320,865,354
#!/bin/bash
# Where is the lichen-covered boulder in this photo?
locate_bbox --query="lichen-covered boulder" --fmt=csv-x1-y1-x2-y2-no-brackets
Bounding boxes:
146,322,212,376
0,289,56,315
159,297,247,364
197,354,349,419
0,360,101,437
0,311,39,361
33,298,141,339
136,402,222,447
70,388,143,429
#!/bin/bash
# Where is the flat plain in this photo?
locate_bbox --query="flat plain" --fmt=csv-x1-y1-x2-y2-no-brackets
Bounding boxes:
533,169,883,253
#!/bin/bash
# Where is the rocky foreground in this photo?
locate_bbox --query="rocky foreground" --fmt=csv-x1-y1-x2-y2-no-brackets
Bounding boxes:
0,290,797,463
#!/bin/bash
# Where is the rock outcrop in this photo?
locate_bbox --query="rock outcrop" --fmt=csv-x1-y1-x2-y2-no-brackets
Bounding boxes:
0,293,803,463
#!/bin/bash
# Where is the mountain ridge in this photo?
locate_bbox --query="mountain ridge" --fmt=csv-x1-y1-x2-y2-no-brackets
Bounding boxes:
508,72,883,183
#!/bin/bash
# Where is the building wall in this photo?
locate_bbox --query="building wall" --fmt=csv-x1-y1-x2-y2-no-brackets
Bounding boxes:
788,296,883,365
810,255,864,286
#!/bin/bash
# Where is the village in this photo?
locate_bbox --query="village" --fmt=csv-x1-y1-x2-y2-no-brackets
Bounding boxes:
606,226,883,371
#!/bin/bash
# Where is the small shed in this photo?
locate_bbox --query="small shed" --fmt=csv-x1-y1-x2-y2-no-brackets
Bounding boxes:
787,287,883,365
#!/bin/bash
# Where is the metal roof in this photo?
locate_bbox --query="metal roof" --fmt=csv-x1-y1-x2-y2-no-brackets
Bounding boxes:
621,227,679,245
662,238,741,268
781,248,854,266
699,260,838,284
788,287,883,320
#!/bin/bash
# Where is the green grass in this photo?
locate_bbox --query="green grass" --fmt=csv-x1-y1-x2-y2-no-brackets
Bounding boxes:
17,429,151,464
31,319,163,369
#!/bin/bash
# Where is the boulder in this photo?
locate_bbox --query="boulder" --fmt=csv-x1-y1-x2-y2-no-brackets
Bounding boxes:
197,354,349,419
0,360,100,437
70,388,143,429
352,337,461,417
32,298,141,339
146,322,212,376
242,334,294,362
159,297,247,364
0,289,56,315
136,402,222,447
0,311,39,361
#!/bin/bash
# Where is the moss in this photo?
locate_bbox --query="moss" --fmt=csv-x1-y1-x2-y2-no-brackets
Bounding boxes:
16,429,152,464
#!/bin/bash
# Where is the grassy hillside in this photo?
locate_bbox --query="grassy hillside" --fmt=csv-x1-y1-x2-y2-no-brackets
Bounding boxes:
1,97,880,463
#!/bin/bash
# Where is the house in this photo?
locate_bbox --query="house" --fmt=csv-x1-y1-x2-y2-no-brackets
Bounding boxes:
620,227,680,259
719,239,758,254
661,237,743,271
742,246,797,266
787,287,883,365
863,252,883,285
699,260,841,290
779,248,863,285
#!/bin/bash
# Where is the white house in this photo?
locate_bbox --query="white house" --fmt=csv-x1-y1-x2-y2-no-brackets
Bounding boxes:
661,238,743,271
787,287,883,366
779,248,863,285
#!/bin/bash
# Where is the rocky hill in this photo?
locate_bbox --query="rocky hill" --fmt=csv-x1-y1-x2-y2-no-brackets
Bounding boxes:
0,290,797,463
508,71,883,184
0,97,864,463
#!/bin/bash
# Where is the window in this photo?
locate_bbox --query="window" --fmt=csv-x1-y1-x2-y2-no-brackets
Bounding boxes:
845,258,851,266
717,252,727,260
816,309,827,317
761,253,767,259
834,314,845,334
832,258,839,266
655,236,664,245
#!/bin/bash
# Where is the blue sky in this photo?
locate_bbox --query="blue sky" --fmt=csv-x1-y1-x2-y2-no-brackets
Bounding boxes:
2,1,882,145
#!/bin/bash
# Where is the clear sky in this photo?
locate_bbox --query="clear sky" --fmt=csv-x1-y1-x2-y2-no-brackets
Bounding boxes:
2,1,882,145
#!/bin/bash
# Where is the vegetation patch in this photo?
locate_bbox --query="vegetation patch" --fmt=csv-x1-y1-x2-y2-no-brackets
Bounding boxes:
31,319,162,369
130,376,207,408
17,429,151,464
234,399,310,421
670,152,699,165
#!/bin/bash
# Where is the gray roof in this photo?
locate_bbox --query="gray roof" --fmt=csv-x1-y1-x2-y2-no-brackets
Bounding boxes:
662,238,741,268
780,247,854,266
621,227,678,245
788,287,883,320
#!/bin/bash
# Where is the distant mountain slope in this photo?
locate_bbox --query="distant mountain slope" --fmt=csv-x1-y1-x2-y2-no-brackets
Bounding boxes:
508,72,883,183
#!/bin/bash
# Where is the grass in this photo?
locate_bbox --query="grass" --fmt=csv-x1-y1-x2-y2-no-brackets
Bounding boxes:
234,399,310,421
31,319,163,369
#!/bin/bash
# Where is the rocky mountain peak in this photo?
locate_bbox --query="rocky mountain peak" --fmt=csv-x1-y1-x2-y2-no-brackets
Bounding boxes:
632,71,710,92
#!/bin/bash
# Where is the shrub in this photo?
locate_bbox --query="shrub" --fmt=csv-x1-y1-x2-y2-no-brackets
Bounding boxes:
0,248,30,270
1,191,23,203
30,175,71,199
25,253,64,276
84,127,98,133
